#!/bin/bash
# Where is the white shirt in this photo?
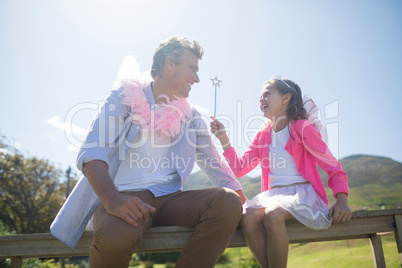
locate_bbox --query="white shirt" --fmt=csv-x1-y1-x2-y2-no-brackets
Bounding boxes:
269,124,308,187
114,129,180,192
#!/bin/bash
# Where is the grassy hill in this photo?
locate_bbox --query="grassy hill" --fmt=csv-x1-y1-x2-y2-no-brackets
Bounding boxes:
335,154,402,186
183,154,402,210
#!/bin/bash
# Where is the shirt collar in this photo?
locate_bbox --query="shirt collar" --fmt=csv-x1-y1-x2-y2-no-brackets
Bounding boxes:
143,82,156,105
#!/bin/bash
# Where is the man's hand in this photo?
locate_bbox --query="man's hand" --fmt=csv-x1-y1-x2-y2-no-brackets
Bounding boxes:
83,160,156,227
328,192,352,224
104,194,156,227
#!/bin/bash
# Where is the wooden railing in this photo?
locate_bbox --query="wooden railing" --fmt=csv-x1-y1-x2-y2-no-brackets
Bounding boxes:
1,209,401,268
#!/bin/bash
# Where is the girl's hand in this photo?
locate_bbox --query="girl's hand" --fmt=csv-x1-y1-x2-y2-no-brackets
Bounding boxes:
210,116,231,150
210,116,226,138
328,193,352,224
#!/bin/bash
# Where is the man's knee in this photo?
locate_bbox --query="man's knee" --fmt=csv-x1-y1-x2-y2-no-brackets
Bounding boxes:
222,188,243,210
92,207,150,256
208,188,242,220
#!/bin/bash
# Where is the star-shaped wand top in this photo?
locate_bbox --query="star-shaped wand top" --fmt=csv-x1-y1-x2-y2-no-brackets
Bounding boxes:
210,76,222,87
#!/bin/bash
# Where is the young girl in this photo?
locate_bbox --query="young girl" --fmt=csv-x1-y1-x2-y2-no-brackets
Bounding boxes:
210,76,352,268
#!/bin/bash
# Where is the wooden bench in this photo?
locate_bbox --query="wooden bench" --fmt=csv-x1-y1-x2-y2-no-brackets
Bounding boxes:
1,209,402,268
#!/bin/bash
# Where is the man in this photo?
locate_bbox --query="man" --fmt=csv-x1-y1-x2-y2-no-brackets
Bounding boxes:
51,37,246,268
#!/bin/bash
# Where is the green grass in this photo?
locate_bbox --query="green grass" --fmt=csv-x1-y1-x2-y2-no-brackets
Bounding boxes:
287,234,400,268
216,233,400,268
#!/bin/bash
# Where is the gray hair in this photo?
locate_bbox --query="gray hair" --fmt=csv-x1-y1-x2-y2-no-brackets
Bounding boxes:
151,37,204,79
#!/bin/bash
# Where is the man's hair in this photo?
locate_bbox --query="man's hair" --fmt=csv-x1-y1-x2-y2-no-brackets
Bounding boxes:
151,37,204,79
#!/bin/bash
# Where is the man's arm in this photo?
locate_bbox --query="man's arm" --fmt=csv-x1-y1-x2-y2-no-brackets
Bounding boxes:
84,160,156,227
192,112,246,202
76,87,156,226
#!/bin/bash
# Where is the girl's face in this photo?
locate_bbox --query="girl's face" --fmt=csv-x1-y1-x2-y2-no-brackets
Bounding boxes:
260,85,289,120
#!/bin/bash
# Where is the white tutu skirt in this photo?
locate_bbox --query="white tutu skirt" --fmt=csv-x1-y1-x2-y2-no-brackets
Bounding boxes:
243,183,331,230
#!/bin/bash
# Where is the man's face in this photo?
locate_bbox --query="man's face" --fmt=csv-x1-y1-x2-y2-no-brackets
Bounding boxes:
167,49,200,98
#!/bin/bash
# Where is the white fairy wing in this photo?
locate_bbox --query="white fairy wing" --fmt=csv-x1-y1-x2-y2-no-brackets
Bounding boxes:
303,94,329,144
117,54,152,83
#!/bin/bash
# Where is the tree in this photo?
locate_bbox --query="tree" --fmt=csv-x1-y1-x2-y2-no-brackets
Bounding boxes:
0,135,76,234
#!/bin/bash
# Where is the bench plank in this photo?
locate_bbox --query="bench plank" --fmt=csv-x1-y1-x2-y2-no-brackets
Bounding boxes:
0,214,399,257
286,215,396,243
0,232,92,258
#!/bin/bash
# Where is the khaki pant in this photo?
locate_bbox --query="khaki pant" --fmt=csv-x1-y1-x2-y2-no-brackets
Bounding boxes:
89,187,242,268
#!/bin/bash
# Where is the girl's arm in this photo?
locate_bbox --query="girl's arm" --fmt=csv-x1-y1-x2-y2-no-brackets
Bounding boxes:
210,117,261,178
210,116,232,151
298,121,352,223
297,121,349,197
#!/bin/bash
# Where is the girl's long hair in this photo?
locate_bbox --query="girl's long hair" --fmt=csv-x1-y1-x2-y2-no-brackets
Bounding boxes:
263,78,307,139
263,78,307,123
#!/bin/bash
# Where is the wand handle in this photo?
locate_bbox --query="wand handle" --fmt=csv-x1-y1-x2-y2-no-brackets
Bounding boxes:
214,85,217,117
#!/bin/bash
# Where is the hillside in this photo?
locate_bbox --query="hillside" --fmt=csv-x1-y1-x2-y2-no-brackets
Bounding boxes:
182,154,402,210
332,154,402,186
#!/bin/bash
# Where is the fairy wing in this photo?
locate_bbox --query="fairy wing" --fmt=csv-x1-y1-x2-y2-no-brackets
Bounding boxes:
303,94,329,144
117,54,152,83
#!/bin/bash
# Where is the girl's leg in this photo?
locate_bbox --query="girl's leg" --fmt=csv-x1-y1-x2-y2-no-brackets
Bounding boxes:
241,207,269,268
263,207,294,268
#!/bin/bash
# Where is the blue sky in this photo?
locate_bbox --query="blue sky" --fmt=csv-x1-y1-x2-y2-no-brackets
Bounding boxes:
1,0,401,178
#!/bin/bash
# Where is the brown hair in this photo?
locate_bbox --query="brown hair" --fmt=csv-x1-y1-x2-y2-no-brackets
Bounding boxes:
151,37,204,79
263,78,307,123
